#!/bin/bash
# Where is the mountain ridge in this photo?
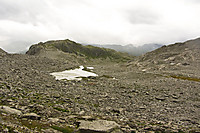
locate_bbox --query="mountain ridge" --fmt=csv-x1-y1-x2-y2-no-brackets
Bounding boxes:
82,43,163,56
26,39,133,62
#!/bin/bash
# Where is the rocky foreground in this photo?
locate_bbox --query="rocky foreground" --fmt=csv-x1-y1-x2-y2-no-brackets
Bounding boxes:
0,38,200,132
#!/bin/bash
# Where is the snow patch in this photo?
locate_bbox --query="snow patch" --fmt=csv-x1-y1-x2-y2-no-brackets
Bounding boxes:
50,66,98,80
87,67,94,70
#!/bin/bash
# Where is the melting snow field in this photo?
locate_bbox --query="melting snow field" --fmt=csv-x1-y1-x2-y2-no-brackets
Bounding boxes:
50,66,98,80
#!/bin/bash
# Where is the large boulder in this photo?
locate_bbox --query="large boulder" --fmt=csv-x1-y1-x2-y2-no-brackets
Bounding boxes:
78,119,120,133
0,106,22,115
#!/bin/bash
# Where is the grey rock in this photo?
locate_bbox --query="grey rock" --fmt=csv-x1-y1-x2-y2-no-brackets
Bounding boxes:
0,106,22,115
41,128,62,133
155,96,165,101
3,128,9,132
48,118,60,123
79,110,85,115
81,116,95,121
78,119,120,133
22,113,41,120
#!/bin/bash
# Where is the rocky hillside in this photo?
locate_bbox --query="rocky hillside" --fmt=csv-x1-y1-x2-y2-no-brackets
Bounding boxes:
129,38,200,77
0,38,200,132
26,39,132,62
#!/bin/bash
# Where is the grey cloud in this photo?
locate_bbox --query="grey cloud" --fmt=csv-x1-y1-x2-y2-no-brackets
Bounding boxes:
126,9,160,25
0,1,21,19
190,0,200,3
0,0,200,53
1,41,31,53
0,0,48,24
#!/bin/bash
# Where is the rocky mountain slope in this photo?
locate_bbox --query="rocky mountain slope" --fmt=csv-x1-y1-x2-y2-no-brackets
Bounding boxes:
129,38,200,78
26,39,132,62
0,38,200,132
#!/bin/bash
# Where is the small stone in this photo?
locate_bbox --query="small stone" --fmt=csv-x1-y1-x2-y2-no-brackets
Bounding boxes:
3,128,9,132
112,109,121,114
53,93,60,98
79,110,85,115
172,94,179,99
22,113,41,120
172,100,180,103
81,116,95,121
139,106,146,109
182,62,190,66
48,118,60,123
6,99,13,102
67,115,78,119
155,96,165,101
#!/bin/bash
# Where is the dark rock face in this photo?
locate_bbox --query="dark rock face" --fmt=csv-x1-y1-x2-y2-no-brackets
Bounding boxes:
26,44,42,55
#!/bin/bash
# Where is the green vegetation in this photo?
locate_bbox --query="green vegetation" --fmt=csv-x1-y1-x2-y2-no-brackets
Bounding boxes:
53,107,69,112
21,119,48,130
93,103,99,108
51,126,74,133
169,75,200,82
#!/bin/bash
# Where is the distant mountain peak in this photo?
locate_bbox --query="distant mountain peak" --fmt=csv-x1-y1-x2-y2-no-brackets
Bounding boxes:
84,43,163,56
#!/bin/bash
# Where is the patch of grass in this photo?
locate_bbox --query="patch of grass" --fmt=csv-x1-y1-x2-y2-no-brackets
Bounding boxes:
169,75,200,82
101,75,113,78
20,119,48,130
51,126,74,133
53,107,69,112
77,100,85,104
93,103,99,108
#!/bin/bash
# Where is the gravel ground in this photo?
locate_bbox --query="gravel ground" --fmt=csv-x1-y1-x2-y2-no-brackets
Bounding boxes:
0,49,200,132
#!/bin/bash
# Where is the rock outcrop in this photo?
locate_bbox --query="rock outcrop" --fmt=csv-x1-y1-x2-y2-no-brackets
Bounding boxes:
0,106,22,115
78,120,120,133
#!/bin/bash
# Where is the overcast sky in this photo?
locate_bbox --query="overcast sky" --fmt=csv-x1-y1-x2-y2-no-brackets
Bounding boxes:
0,0,200,52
